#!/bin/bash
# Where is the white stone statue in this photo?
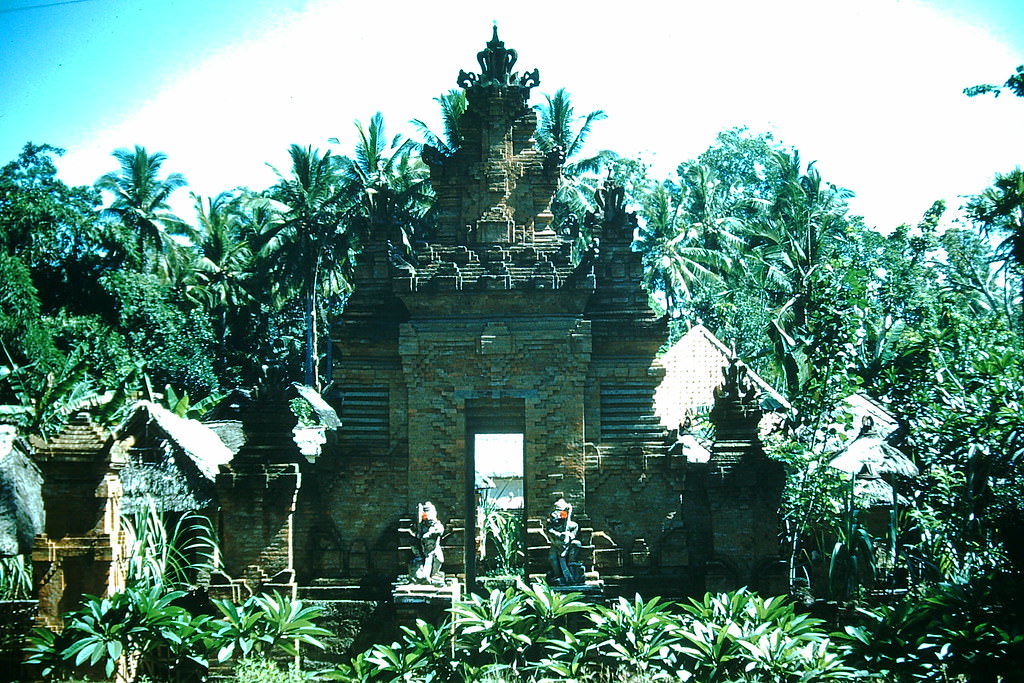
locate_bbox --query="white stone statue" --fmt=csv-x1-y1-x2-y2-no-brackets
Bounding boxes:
411,501,445,585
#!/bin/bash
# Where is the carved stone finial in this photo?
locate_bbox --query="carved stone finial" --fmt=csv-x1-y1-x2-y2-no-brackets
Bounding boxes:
585,176,637,245
709,354,764,466
714,354,759,404
457,26,540,95
479,25,516,84
594,178,626,217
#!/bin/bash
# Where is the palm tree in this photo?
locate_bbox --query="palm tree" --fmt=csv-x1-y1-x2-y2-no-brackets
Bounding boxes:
740,150,855,396
186,192,255,358
534,89,618,228
636,170,735,316
938,226,1019,323
258,145,350,388
412,89,467,158
966,167,1024,314
334,112,433,248
676,164,746,253
535,88,609,172
95,146,188,272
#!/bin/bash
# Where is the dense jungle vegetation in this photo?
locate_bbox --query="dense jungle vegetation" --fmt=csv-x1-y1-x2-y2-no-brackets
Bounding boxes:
2,67,1023,681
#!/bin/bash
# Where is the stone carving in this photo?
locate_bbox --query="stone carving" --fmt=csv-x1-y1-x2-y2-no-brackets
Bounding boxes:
457,25,539,92
545,498,584,586
594,179,627,222
409,501,445,585
714,354,760,404
710,354,765,466
421,143,449,167
585,176,638,244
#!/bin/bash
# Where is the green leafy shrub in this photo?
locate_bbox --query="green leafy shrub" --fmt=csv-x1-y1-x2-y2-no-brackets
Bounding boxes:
678,589,861,682
0,554,32,600
25,585,208,683
121,499,219,590
363,617,462,683
477,497,525,578
840,577,1024,682
26,589,329,682
232,656,310,683
331,586,864,683
582,594,685,678
449,586,532,677
211,591,330,663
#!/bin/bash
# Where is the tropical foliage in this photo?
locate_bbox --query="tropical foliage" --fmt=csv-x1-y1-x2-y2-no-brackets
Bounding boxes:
625,120,1023,604
3,71,1023,680
328,584,867,682
25,500,328,683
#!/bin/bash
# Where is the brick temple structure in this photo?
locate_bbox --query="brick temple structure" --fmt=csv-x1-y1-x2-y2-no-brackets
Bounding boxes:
15,33,788,633
304,28,788,597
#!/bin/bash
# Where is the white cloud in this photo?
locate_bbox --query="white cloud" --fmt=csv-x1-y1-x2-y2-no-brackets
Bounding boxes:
53,0,1023,229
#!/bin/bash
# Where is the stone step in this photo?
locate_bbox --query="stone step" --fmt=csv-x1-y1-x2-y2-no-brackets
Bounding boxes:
298,584,366,600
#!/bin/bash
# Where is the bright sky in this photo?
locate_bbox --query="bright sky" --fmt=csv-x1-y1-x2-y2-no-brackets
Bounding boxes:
475,434,523,478
1,0,1022,230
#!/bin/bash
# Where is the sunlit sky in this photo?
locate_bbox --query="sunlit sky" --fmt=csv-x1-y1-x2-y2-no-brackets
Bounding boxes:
1,0,1022,230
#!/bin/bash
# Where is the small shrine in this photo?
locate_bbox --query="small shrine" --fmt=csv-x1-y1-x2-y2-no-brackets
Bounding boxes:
30,413,125,629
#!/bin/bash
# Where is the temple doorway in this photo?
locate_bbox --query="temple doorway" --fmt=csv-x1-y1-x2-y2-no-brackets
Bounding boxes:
464,399,526,588
475,433,525,580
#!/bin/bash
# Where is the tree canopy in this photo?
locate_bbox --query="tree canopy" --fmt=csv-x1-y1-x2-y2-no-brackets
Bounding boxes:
1,83,1022,597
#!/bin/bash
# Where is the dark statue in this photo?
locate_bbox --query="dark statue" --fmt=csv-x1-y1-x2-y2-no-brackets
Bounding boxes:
545,498,584,586
584,176,638,244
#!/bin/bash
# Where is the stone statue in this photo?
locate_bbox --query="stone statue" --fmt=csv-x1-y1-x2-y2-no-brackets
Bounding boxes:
410,501,445,586
545,498,584,586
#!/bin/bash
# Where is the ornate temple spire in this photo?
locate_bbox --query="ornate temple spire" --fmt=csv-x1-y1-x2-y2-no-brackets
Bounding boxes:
457,25,540,98
709,354,765,468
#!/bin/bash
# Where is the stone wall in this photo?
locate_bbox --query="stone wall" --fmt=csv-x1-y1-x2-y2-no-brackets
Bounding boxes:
31,413,125,629
216,462,300,592
399,313,591,521
295,456,410,582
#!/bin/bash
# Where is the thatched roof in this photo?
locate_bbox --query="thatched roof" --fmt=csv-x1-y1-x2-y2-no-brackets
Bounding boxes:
852,471,898,507
292,384,342,429
817,393,905,455
203,421,246,455
117,401,232,480
829,417,919,479
115,402,234,514
0,425,44,556
678,434,711,463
